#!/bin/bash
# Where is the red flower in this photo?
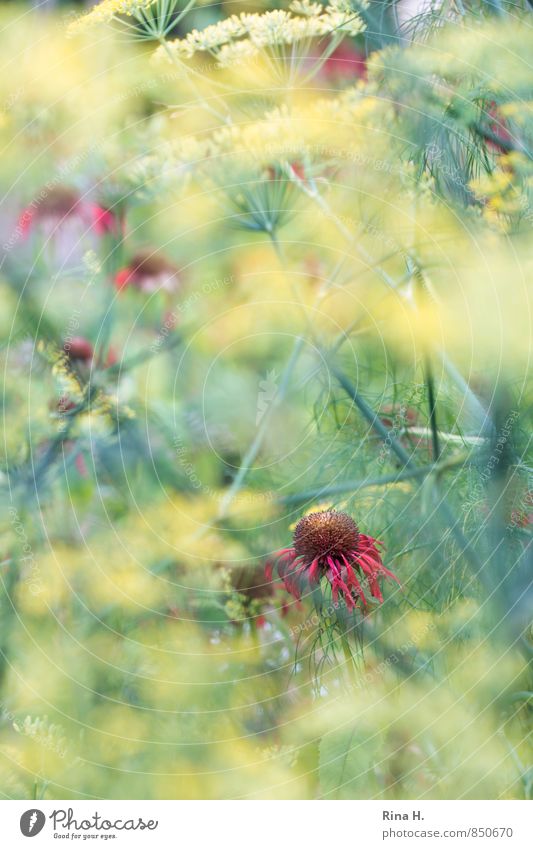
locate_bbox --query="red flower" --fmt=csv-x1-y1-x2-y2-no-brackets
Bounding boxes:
18,186,119,239
287,161,306,181
114,250,181,294
320,41,367,83
55,395,76,414
63,336,94,362
105,346,119,367
267,510,399,609
75,452,89,478
224,563,274,627
486,101,513,154
62,336,118,369
87,203,120,236
510,491,533,528
265,161,307,183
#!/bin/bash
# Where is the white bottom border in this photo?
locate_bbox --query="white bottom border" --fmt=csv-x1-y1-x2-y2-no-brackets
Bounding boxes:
3,800,531,848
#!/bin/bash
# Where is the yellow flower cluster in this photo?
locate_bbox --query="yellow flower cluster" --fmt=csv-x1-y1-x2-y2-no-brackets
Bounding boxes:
156,1,365,67
159,89,383,179
67,0,158,35
470,160,530,227
290,0,326,15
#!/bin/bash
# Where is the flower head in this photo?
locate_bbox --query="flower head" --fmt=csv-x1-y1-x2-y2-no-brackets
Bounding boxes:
223,563,296,628
157,4,365,68
18,186,118,240
67,0,158,35
290,1,325,17
63,337,94,363
114,250,181,293
268,509,399,609
62,337,117,374
319,41,367,83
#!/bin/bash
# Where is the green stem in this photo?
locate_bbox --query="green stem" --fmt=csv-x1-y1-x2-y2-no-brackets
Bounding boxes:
333,366,483,573
331,365,413,468
341,634,357,687
424,352,440,461
279,463,441,506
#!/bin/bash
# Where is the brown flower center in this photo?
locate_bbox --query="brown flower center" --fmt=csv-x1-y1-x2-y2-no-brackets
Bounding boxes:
130,251,178,279
293,510,359,562
37,187,80,218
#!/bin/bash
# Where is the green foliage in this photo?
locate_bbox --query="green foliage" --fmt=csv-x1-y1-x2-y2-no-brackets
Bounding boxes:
0,0,530,801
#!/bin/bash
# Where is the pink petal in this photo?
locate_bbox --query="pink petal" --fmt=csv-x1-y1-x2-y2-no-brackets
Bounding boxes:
326,555,341,577
340,553,367,606
308,557,320,583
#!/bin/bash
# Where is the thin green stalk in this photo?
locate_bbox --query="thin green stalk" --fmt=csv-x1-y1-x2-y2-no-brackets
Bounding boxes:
300,33,344,86
412,264,440,461
423,352,440,461
508,691,533,704
439,352,494,436
279,453,469,506
332,365,483,573
331,365,414,468
340,634,357,687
